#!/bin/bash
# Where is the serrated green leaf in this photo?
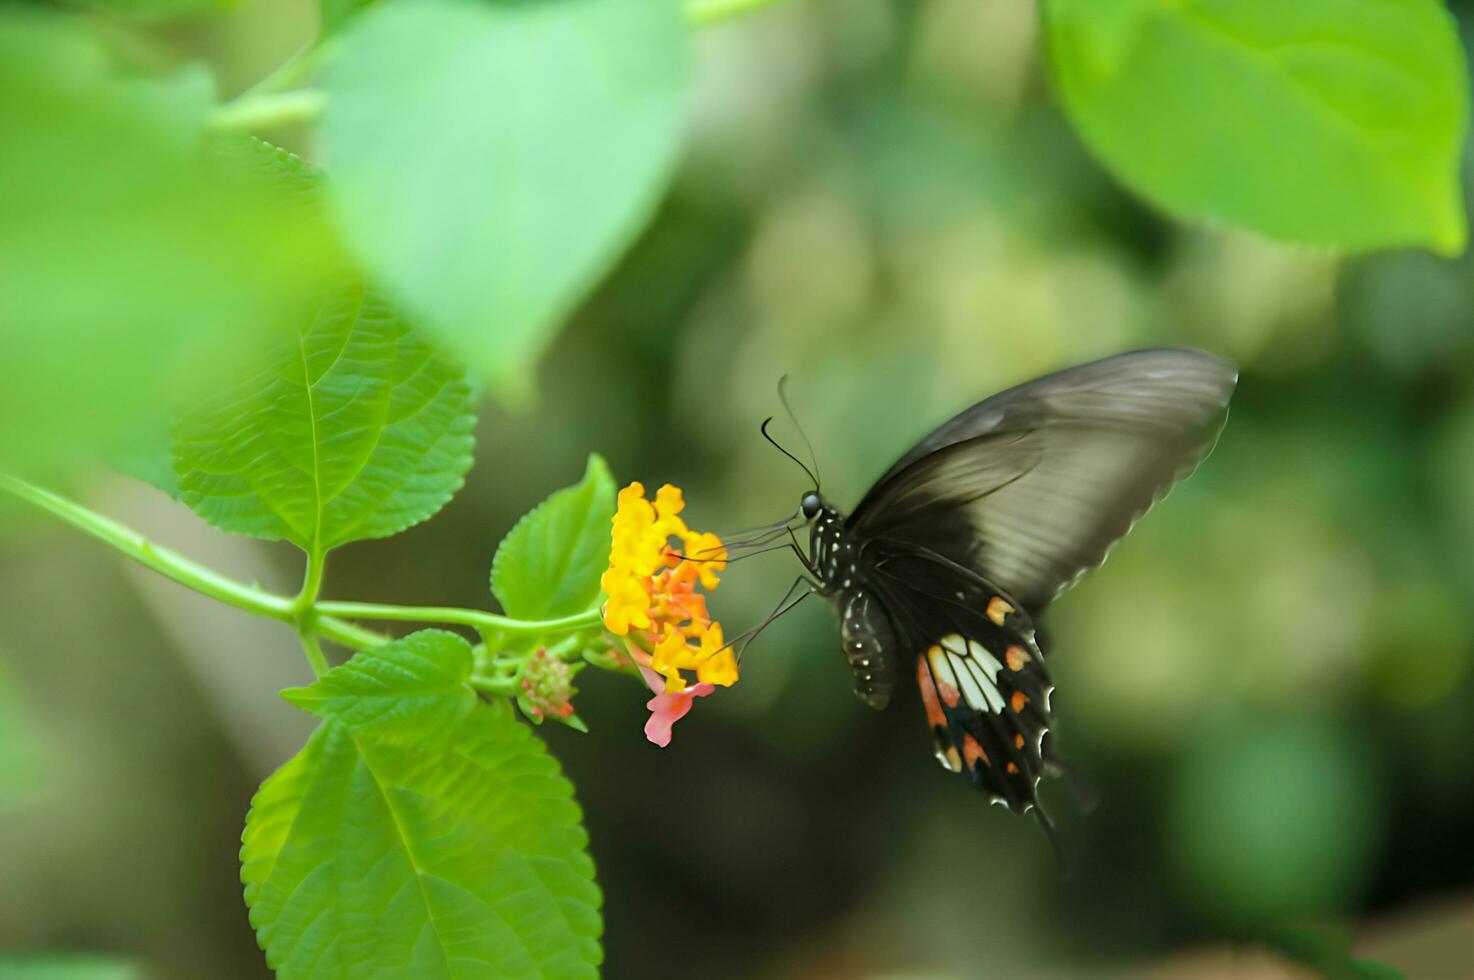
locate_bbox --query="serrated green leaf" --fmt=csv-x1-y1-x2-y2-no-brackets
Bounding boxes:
223,138,326,217
242,700,602,979
111,416,182,499
1045,0,1469,254
0,957,140,980
321,0,690,394
173,274,478,552
0,14,337,476
282,629,476,744
491,454,616,620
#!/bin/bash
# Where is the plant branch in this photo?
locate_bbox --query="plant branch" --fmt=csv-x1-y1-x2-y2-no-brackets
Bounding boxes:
238,40,336,101
1,474,294,618
208,90,326,134
0,474,381,650
298,632,331,678
0,475,602,656
315,600,602,636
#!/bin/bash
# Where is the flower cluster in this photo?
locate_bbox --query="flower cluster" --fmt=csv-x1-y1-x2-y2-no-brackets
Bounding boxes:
515,646,580,727
601,482,734,745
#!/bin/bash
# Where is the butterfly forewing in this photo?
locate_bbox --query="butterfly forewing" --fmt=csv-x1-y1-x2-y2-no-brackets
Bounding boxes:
848,348,1238,613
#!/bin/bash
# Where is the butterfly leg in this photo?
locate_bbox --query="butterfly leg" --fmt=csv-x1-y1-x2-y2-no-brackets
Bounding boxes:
785,525,819,582
725,575,815,664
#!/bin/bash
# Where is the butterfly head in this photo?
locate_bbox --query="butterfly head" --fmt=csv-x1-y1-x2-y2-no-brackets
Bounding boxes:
800,491,823,521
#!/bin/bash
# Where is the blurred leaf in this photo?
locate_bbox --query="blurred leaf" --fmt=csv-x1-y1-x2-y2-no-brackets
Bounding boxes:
1045,0,1469,253
319,0,377,38
225,137,327,214
321,0,690,394
62,0,230,17
242,699,603,978
491,454,615,619
173,279,477,552
0,957,140,980
1351,959,1409,980
0,13,336,476
1342,252,1474,377
282,630,477,744
113,141,324,500
0,659,40,807
1168,718,1383,926
1267,923,1407,980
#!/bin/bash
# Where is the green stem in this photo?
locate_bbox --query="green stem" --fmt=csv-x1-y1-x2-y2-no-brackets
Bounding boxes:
207,90,326,134
0,474,383,650
295,545,327,614
314,600,602,636
314,616,387,650
469,674,518,698
292,545,329,671
0,474,293,619
238,40,336,100
0,475,601,657
685,0,795,26
298,633,331,678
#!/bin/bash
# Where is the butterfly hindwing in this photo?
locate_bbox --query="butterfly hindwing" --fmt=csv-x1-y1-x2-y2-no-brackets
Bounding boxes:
871,548,1052,812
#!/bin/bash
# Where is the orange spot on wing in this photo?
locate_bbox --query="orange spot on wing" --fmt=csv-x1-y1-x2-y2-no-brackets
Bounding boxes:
916,657,947,729
937,680,961,708
1014,734,1026,749
1007,762,1019,775
985,596,1014,626
962,734,990,767
1010,691,1028,713
1005,646,1031,671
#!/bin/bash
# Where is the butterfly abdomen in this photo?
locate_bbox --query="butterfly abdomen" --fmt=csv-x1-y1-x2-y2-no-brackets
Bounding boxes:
837,587,898,710
806,503,901,709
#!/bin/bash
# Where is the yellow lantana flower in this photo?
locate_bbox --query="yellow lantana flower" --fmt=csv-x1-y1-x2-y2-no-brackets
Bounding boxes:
601,481,735,700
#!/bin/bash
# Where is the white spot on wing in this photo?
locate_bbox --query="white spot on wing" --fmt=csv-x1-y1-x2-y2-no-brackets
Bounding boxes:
926,645,959,693
966,640,1005,684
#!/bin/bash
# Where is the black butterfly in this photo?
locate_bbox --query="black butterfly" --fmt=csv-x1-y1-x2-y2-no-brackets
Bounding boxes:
753,349,1236,833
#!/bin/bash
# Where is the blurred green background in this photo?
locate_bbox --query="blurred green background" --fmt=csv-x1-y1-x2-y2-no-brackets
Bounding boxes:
3,0,1474,977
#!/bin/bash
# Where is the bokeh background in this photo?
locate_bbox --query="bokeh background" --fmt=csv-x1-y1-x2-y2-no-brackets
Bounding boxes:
3,0,1474,977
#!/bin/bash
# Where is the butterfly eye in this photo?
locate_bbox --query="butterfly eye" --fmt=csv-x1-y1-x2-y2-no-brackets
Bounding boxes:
801,492,822,520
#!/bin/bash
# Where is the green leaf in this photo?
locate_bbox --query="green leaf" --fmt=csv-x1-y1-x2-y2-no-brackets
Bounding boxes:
319,0,378,38
242,700,602,979
0,957,140,980
112,141,320,500
282,630,476,744
321,0,690,393
62,0,231,18
491,454,616,620
172,275,478,552
1045,0,1469,254
0,14,338,476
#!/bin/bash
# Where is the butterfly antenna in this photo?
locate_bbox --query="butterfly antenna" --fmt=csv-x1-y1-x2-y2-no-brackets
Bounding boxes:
778,375,821,490
761,417,820,489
